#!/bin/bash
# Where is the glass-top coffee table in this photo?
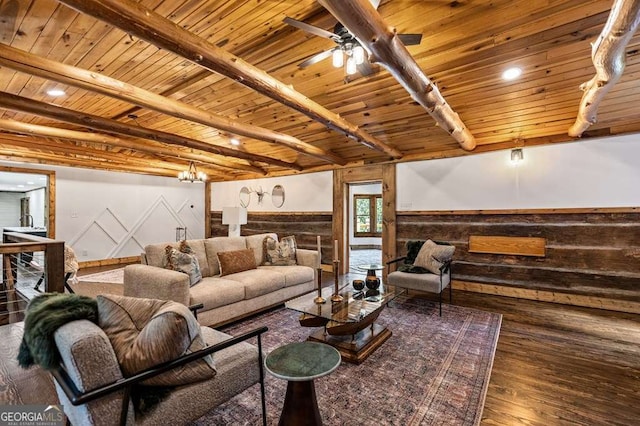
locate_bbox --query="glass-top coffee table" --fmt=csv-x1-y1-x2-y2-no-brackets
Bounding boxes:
285,282,405,364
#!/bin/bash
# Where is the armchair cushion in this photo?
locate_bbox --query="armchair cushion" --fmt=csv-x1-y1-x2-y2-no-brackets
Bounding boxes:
414,239,456,274
97,294,216,387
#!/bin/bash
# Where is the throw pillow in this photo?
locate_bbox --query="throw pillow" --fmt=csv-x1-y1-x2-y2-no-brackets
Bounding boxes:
413,239,456,274
263,235,297,266
217,248,257,276
163,245,202,286
97,294,216,386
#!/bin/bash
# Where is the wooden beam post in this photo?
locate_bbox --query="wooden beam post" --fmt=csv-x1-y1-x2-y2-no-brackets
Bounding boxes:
45,241,65,293
57,0,403,160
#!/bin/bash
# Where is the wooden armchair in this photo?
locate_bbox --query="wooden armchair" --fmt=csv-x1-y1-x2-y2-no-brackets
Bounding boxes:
386,240,454,316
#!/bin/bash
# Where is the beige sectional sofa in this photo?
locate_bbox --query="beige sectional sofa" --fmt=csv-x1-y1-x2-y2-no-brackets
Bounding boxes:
123,233,318,327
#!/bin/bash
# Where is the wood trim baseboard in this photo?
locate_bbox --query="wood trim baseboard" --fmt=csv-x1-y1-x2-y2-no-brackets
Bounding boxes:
452,280,640,314
78,256,140,269
399,206,640,216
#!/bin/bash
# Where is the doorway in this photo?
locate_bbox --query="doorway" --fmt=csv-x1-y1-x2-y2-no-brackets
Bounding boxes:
0,166,55,237
332,164,396,276
348,182,382,273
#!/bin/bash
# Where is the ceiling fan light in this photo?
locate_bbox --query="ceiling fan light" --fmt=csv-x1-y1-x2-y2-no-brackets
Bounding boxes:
346,56,357,75
353,45,365,65
332,49,344,68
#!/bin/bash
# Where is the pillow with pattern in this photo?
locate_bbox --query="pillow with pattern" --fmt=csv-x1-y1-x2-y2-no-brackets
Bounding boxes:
97,294,216,386
163,244,202,286
413,239,455,274
263,235,297,266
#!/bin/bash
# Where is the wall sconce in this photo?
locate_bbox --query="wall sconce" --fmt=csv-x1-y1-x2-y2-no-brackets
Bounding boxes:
222,207,247,237
510,148,524,165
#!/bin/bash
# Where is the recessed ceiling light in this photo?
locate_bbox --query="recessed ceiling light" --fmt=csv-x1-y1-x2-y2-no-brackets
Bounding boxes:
502,67,522,81
230,138,240,146
46,89,66,97
17,184,24,188
27,181,35,185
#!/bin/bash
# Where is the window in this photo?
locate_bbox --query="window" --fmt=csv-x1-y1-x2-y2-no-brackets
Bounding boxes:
354,194,382,237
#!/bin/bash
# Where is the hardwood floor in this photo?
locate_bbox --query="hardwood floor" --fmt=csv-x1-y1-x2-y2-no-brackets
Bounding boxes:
450,291,640,426
2,267,638,425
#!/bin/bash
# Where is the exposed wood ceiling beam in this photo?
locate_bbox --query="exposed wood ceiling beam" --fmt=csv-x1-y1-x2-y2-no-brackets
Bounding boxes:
0,135,204,178
0,118,263,175
569,0,640,137
56,0,404,160
110,69,211,121
0,43,342,166
317,0,476,151
0,91,303,171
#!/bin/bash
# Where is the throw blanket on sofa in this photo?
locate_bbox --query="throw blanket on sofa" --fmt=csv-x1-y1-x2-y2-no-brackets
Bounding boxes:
17,293,170,415
17,293,98,370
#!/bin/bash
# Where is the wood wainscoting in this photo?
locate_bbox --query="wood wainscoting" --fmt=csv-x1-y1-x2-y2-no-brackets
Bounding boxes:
210,211,333,265
396,208,640,314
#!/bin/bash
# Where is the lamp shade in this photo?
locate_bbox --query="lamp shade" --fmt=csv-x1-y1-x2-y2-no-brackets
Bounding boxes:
222,207,247,225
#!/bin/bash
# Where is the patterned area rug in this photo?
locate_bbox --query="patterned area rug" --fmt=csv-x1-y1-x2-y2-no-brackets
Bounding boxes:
194,297,502,426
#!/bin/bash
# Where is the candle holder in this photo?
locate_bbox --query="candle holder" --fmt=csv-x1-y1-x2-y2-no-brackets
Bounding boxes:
314,267,325,304
331,260,343,302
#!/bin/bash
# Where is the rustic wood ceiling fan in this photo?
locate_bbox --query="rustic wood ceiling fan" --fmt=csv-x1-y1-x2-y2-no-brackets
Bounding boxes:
284,1,422,77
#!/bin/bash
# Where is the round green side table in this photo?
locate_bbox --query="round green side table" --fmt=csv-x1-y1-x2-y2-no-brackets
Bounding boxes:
265,341,341,426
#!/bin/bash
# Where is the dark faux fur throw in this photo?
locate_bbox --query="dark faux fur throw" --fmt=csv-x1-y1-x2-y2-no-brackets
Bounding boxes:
17,293,98,370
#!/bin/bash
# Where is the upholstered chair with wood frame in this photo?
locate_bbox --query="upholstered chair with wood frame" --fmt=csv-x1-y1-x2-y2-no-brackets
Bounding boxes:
386,240,455,316
50,317,268,426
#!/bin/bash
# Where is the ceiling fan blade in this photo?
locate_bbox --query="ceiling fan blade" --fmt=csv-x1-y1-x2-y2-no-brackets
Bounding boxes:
283,17,337,40
298,49,335,69
398,33,423,46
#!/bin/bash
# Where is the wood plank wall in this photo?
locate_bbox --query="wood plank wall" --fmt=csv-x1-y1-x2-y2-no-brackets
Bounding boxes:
210,211,334,264
396,209,640,309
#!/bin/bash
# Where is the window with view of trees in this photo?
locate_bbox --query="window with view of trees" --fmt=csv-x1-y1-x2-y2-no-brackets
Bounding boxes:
354,194,382,237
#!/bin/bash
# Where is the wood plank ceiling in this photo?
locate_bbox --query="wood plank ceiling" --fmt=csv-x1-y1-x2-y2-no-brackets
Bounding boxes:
0,0,637,180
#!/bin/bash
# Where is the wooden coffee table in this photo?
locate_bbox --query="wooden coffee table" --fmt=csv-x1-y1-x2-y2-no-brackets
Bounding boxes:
285,282,404,364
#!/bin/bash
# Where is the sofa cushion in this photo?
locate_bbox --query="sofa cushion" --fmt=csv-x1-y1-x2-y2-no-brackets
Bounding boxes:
204,237,246,275
218,249,257,276
223,269,285,299
97,294,216,387
164,246,202,286
414,240,456,274
143,240,210,277
189,277,245,310
245,233,278,266
259,265,313,287
263,235,297,266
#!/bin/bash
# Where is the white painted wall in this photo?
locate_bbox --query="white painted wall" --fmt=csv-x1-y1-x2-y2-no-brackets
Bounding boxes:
397,134,640,210
0,162,205,262
349,182,382,246
211,171,333,212
0,192,24,229
28,187,46,228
